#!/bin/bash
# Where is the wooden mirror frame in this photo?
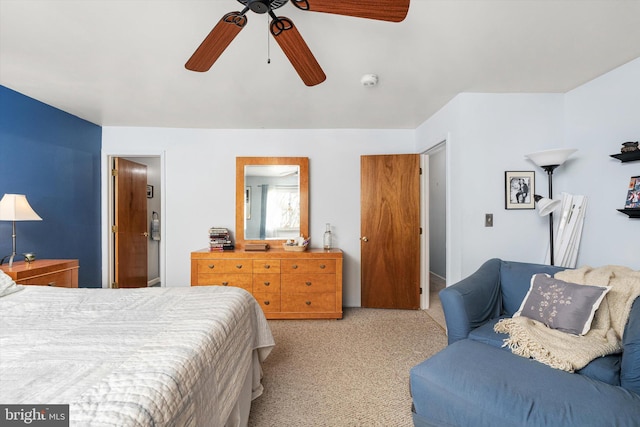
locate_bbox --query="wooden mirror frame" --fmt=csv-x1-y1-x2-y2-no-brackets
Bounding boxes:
236,157,309,249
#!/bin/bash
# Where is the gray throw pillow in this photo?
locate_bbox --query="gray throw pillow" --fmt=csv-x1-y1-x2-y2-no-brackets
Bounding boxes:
514,273,610,335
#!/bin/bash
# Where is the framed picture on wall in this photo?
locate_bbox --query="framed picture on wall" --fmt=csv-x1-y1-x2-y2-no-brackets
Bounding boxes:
624,176,640,208
505,171,535,209
146,185,154,199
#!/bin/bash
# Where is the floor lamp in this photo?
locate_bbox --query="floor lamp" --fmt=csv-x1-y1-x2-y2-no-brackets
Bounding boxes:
525,149,577,266
0,194,43,267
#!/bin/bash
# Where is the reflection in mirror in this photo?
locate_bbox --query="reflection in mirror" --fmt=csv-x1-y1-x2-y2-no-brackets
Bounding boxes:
244,165,300,240
236,157,309,249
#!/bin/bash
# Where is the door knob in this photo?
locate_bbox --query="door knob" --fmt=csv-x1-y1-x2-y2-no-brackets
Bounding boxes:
361,236,369,242
142,232,149,237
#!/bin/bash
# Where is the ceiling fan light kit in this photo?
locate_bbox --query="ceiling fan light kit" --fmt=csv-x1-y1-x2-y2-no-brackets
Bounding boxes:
185,0,410,86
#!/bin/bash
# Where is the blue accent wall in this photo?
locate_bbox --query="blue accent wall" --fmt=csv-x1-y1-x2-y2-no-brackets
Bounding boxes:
0,86,102,287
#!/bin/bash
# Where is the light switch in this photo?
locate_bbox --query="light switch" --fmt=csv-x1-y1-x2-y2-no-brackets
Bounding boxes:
485,213,493,227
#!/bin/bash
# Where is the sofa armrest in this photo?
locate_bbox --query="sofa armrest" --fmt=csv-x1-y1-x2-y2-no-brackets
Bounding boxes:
439,258,502,344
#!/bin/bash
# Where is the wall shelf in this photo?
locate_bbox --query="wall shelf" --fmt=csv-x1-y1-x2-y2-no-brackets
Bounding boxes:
610,151,640,163
617,208,640,218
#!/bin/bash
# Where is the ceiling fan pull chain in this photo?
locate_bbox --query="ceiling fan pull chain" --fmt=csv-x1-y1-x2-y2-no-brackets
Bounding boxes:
267,13,271,64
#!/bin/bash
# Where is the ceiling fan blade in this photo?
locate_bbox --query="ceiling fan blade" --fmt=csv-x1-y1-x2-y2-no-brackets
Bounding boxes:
291,0,409,23
270,17,326,87
185,12,247,72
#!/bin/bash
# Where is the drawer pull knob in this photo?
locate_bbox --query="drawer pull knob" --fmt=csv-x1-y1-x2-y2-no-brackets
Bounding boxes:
236,265,243,269
222,282,229,286
264,265,270,269
208,264,215,269
305,281,312,286
264,301,270,305
264,282,271,286
320,264,326,269
305,301,311,305
292,265,298,269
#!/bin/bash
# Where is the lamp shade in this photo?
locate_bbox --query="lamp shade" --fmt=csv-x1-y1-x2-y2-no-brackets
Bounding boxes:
525,148,577,168
534,195,561,217
0,194,42,221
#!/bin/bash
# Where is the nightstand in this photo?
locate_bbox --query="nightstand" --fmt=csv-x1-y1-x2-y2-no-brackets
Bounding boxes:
0,259,79,287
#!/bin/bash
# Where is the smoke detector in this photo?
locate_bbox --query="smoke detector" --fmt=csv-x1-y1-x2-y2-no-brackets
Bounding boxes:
361,74,378,87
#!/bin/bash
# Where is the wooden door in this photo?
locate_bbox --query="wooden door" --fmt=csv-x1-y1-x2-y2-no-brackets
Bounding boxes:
361,154,420,309
114,158,148,288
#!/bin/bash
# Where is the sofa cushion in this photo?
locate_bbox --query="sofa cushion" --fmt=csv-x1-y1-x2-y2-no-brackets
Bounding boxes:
468,316,622,385
499,261,566,316
515,274,610,335
576,353,621,386
621,298,640,394
467,317,509,349
410,339,640,427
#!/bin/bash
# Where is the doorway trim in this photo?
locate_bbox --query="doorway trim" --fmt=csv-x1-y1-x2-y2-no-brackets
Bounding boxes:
101,149,166,289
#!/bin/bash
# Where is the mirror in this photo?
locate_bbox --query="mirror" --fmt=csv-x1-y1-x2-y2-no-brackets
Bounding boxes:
236,157,308,249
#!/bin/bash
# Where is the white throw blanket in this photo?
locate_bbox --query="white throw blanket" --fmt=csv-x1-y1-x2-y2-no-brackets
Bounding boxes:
494,265,640,372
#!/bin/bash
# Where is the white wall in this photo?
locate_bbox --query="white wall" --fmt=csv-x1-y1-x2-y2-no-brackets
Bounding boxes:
563,57,640,268
103,57,640,301
416,58,640,284
102,129,414,306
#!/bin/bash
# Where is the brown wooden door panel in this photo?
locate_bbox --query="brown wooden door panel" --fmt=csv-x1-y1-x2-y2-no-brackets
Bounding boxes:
361,154,420,309
114,158,148,288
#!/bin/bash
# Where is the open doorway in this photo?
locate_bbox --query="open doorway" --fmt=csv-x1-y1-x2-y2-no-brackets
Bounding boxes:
424,142,447,304
103,153,164,289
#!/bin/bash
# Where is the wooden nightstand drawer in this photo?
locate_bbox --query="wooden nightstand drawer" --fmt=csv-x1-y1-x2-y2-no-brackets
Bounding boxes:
196,259,253,274
281,259,336,274
18,270,74,287
0,259,79,288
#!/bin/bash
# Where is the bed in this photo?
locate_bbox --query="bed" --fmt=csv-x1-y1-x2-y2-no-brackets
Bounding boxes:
0,272,275,426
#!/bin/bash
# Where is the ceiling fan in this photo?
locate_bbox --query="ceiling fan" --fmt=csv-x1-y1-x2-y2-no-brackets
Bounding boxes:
185,0,410,86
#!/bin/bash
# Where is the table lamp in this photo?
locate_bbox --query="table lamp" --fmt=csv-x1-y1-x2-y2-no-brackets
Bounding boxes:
0,194,42,267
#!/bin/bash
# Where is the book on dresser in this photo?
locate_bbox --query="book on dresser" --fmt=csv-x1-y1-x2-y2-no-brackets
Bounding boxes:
190,248,343,319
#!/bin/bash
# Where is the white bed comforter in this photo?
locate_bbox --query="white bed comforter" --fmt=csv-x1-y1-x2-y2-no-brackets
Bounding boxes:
0,285,275,426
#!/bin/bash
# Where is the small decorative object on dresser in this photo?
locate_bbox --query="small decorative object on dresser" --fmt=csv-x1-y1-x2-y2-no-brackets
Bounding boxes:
0,259,79,287
191,247,342,319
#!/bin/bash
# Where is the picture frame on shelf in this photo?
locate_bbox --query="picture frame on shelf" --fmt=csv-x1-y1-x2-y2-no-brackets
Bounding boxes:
505,171,535,210
624,176,640,208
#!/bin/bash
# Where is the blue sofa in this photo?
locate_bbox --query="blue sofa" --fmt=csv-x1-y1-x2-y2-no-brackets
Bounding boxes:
410,259,640,426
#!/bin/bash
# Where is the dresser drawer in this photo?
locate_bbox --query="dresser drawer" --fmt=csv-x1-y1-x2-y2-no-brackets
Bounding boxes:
281,274,335,293
281,293,336,313
252,259,281,273
196,259,252,274
281,259,336,274
253,292,281,313
253,274,281,292
193,273,252,291
17,270,74,288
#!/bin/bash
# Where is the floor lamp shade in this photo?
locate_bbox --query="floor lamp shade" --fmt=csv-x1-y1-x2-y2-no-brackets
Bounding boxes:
525,148,577,168
0,194,42,267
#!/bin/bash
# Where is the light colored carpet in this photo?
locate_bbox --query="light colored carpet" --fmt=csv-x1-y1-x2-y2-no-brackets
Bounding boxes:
248,307,447,427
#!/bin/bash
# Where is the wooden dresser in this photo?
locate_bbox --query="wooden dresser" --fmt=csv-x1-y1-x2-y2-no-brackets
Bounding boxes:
0,259,79,287
191,248,343,319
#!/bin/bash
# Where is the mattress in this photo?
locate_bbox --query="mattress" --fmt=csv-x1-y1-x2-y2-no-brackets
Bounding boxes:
0,285,275,426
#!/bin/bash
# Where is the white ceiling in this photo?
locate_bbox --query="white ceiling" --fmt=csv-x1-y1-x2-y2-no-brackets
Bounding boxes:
1,0,640,130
